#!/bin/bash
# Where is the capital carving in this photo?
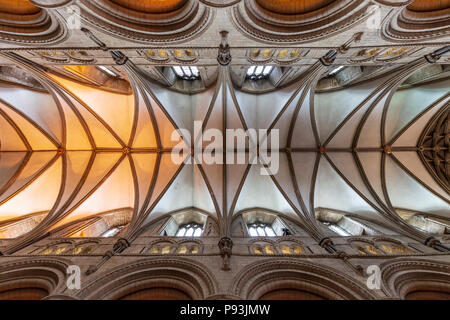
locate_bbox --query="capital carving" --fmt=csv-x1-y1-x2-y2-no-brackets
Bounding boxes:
85,265,98,275
113,238,130,253
424,236,447,252
217,31,232,66
319,50,338,66
319,237,337,253
320,33,363,66
218,237,233,271
338,32,363,54
425,46,450,64
111,51,129,65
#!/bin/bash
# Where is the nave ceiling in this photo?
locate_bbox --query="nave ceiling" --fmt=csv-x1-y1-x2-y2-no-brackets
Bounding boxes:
0,44,448,254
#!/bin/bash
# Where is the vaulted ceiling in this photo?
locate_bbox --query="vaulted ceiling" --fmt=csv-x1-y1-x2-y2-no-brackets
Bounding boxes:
0,50,448,253
0,0,447,47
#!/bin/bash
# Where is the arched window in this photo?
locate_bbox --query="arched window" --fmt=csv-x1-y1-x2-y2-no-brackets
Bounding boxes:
160,211,207,237
316,209,384,236
97,66,118,77
248,222,276,237
172,66,200,80
72,243,97,255
0,212,46,239
146,241,175,255
377,241,411,255
60,209,132,238
40,243,71,255
100,225,125,237
322,221,351,236
328,65,345,76
278,242,305,255
251,243,275,254
176,243,200,255
397,210,450,235
175,222,203,237
351,242,381,255
246,65,273,80
243,211,292,237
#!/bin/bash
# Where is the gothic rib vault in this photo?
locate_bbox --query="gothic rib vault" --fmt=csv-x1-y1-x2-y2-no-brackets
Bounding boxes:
0,0,449,301
0,45,448,258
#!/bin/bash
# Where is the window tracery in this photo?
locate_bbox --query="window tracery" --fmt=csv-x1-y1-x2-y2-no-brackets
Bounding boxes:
246,66,274,80
172,66,200,80
247,222,277,237
175,222,203,237
101,225,125,238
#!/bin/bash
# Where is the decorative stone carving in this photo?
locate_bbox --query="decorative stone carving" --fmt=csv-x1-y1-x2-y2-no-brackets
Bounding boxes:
319,237,337,253
218,237,233,271
217,31,232,66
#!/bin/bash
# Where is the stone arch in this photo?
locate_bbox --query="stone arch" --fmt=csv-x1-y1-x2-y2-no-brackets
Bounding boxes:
231,259,376,300
0,1,67,45
381,258,450,299
233,208,310,237
232,0,372,44
382,0,450,42
0,257,70,300
78,258,218,300
76,0,213,44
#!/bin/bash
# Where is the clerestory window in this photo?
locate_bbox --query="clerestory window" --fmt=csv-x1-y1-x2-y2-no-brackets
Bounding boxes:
175,222,203,237
172,66,200,80
246,65,273,80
